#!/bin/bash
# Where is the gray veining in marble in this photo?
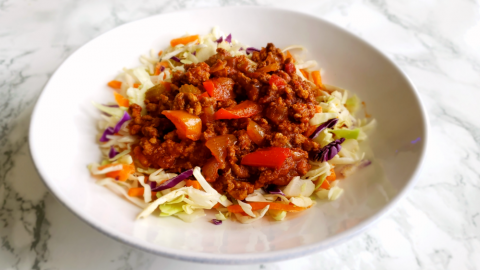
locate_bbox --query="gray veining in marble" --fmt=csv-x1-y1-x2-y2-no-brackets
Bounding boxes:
1,0,479,269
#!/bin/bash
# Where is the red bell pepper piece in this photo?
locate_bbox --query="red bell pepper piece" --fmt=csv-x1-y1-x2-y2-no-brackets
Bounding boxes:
162,110,202,141
241,147,291,168
268,74,287,88
214,100,263,120
202,77,235,101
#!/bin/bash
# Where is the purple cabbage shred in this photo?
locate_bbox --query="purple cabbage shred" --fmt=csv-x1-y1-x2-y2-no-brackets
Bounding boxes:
246,47,260,55
216,36,223,43
113,111,132,133
265,185,285,196
310,118,338,139
151,169,194,192
313,138,346,162
170,56,181,62
149,181,157,189
225,34,232,43
108,147,118,159
212,219,222,225
99,127,115,142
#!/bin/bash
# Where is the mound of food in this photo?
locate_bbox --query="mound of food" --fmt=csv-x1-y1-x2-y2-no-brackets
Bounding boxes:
89,28,375,224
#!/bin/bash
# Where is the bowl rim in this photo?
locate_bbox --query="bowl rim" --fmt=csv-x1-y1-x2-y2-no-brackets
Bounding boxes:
29,5,429,264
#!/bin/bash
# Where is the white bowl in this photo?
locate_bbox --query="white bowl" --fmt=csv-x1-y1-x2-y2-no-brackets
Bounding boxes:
29,6,428,264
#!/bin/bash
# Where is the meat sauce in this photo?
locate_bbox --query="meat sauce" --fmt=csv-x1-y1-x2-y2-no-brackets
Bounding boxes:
129,43,322,200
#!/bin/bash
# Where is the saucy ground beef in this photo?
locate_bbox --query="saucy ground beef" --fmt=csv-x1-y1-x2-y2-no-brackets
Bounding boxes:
129,43,322,200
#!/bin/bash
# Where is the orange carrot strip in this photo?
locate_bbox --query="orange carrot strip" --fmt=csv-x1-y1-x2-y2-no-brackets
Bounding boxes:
157,50,163,56
127,188,157,198
227,202,306,213
98,164,135,181
213,203,222,209
320,179,331,190
315,105,322,113
170,35,199,47
107,80,122,90
185,180,201,190
326,168,336,182
300,69,309,80
113,92,129,107
128,187,144,197
311,70,324,89
133,83,140,88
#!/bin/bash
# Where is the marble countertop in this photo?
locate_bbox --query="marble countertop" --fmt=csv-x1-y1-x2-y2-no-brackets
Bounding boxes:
1,0,479,269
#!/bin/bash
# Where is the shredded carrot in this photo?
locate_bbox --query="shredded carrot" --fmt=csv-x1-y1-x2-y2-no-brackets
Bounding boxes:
128,187,144,197
311,70,324,89
285,51,295,63
213,203,222,209
170,35,199,47
154,61,170,75
185,180,201,190
97,164,135,181
128,188,157,198
300,69,310,80
227,202,306,213
113,92,129,107
133,83,140,88
157,50,163,56
315,105,322,113
326,168,336,182
107,80,122,90
200,92,209,98
320,179,331,190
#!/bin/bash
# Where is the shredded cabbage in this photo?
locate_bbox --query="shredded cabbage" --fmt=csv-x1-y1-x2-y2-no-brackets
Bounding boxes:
269,209,287,221
215,211,227,221
92,102,126,117
126,68,154,115
245,190,269,202
97,178,147,208
89,163,122,175
238,200,255,218
174,209,206,223
138,176,152,203
313,128,334,147
283,177,315,197
310,113,339,126
330,128,360,139
234,205,270,224
159,202,185,216
289,196,314,207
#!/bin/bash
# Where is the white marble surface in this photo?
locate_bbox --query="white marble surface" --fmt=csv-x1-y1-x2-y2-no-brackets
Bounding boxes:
1,0,479,269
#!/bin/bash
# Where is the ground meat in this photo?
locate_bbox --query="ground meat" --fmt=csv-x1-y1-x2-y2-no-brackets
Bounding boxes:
172,92,202,115
129,42,321,200
172,62,210,87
